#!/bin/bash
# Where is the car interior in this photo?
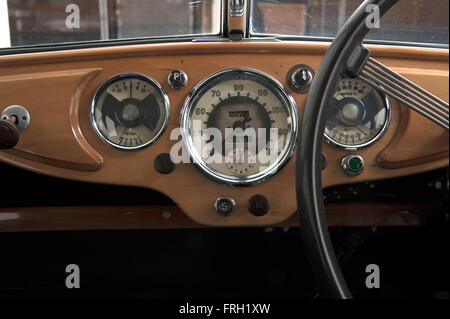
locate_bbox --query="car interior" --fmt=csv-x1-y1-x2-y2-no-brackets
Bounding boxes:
0,0,448,301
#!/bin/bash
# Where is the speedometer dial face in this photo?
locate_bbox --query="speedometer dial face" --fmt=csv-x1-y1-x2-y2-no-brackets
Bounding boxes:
180,69,298,186
325,78,391,150
91,73,170,150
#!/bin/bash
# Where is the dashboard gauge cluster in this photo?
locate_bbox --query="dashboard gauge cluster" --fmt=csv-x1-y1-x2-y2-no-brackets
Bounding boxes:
91,73,170,150
180,68,298,186
325,77,391,150
90,71,390,186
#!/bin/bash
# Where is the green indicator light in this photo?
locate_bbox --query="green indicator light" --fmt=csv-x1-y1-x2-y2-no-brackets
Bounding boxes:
349,157,362,171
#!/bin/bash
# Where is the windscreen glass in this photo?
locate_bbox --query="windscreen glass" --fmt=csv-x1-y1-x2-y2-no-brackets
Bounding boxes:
250,0,449,46
0,0,222,49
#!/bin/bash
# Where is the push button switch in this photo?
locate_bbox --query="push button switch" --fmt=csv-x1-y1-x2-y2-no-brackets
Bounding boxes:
168,70,188,90
215,197,236,216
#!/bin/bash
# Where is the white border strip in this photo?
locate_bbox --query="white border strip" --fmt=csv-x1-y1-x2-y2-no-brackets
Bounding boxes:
98,0,110,40
0,0,11,48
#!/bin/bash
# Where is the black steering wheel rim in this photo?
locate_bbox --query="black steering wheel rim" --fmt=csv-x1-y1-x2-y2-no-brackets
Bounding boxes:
296,0,399,299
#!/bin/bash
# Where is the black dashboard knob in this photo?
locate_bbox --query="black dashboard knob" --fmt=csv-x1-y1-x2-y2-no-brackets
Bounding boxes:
248,194,270,216
0,118,19,149
154,153,176,174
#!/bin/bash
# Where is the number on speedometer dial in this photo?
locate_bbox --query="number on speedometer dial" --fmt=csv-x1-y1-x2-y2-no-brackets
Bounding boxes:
180,69,298,186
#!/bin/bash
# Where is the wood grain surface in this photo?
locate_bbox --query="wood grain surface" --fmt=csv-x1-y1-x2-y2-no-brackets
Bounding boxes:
0,41,448,227
0,202,432,232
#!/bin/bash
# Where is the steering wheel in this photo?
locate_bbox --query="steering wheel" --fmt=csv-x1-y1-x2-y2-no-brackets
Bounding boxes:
295,0,444,299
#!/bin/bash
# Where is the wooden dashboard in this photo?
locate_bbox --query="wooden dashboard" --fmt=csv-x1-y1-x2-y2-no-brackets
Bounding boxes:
0,41,448,229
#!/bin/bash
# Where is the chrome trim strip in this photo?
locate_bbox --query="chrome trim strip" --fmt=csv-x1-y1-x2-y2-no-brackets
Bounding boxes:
359,57,449,130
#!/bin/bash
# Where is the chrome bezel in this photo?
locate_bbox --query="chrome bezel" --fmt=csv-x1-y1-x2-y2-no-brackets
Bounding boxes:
180,68,299,186
90,72,170,151
324,81,392,151
1,105,30,132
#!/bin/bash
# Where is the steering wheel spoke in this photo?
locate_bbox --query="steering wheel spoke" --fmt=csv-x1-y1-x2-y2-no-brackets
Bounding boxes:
359,57,449,130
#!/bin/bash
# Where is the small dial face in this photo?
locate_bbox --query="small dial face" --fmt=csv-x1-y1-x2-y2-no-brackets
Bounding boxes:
91,74,169,150
325,78,391,149
181,69,298,186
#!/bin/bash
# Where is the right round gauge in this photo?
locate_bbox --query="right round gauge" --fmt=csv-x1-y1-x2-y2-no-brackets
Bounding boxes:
324,77,391,150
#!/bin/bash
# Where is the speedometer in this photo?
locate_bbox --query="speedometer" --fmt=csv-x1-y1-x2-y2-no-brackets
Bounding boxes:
325,77,391,150
180,68,298,186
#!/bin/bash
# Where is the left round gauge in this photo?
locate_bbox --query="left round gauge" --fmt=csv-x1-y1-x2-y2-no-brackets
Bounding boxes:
91,73,170,150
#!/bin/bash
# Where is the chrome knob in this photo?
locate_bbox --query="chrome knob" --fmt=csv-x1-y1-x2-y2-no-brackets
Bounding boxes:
292,69,312,89
0,105,30,149
287,64,315,93
1,105,30,132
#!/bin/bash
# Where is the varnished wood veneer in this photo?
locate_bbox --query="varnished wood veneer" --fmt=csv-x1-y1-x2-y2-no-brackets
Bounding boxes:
0,42,448,227
0,202,432,232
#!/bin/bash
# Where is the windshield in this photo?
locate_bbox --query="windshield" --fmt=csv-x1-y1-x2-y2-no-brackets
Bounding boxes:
0,0,222,49
250,0,449,46
0,0,448,50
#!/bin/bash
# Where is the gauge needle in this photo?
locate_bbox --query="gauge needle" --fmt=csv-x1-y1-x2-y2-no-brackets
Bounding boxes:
102,94,122,125
130,81,132,98
335,111,347,123
337,91,346,99
119,127,128,140
355,125,369,136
